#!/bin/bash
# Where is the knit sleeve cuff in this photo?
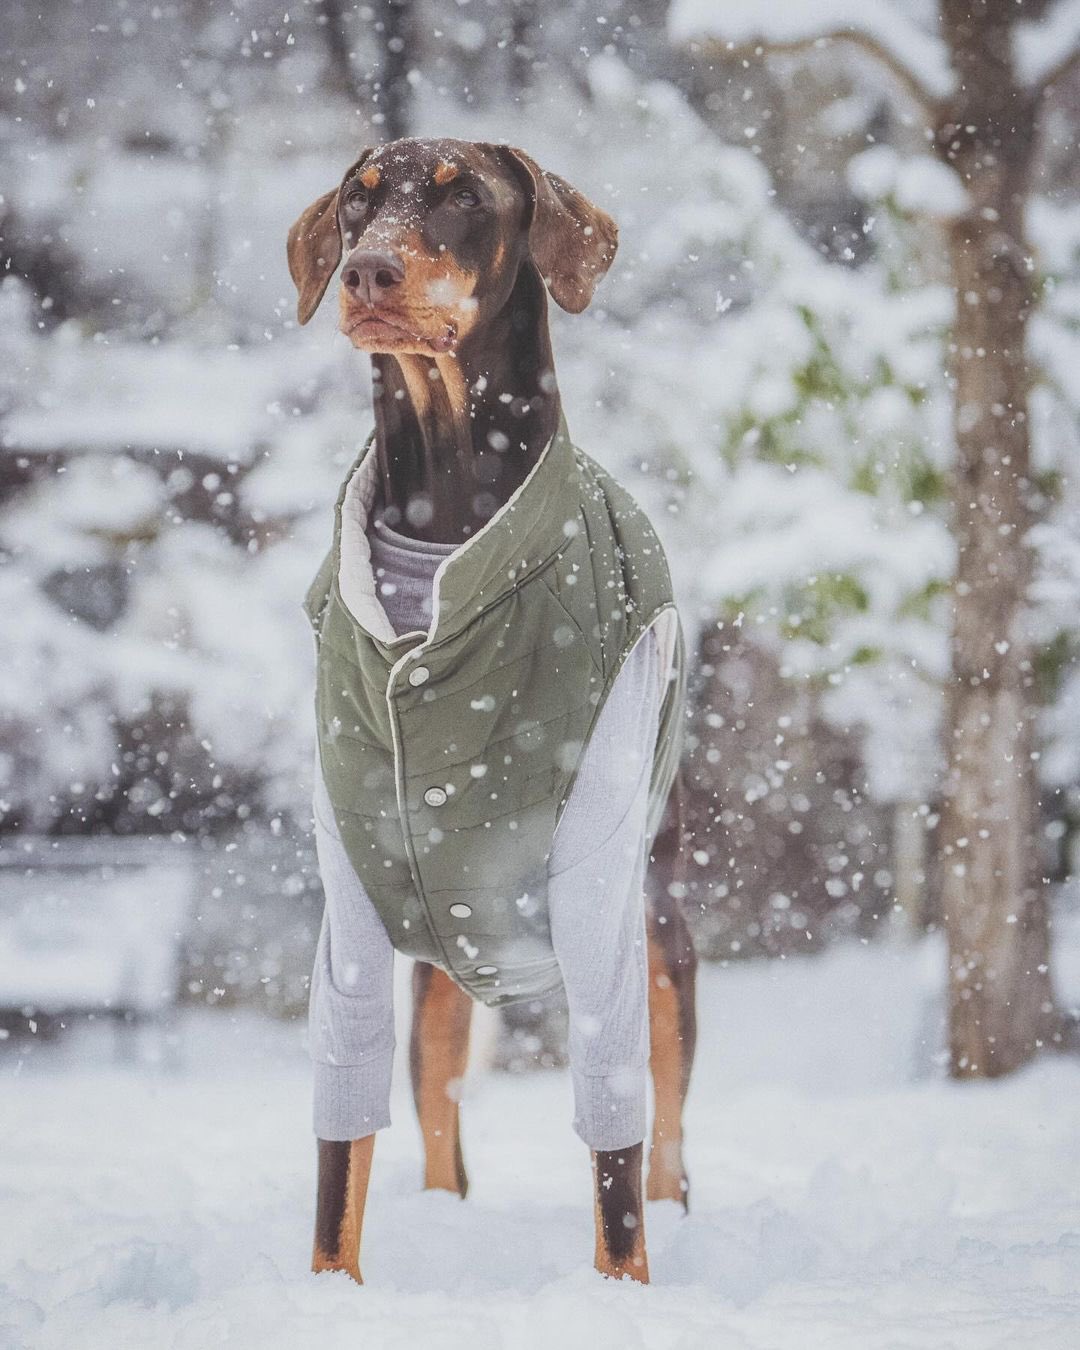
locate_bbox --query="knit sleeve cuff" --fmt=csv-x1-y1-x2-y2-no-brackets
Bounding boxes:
312,1048,395,1141
570,1062,648,1152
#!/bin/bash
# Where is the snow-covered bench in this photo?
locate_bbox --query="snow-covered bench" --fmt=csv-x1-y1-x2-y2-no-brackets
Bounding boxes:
0,836,195,1035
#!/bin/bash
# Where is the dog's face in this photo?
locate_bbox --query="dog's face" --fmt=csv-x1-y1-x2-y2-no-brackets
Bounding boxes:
287,137,617,354
333,140,522,358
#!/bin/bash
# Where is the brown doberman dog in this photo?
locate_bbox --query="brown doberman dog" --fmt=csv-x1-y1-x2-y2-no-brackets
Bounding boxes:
287,137,697,1284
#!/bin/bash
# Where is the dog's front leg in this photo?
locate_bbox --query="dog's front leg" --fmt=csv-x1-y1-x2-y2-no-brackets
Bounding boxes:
312,1135,375,1283
592,1142,649,1282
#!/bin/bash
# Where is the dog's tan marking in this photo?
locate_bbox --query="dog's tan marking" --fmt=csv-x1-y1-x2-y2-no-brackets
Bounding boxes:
359,165,381,189
339,226,480,359
395,354,436,424
433,161,460,186
411,964,472,1195
393,352,477,478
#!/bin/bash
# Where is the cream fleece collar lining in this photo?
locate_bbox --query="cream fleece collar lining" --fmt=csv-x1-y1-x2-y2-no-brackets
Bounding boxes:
338,432,398,643
336,416,678,705
338,420,560,647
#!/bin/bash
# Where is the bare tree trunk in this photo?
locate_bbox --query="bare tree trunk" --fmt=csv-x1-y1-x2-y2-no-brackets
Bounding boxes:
318,0,414,141
377,0,414,141
933,0,1059,1075
509,0,538,101
318,0,366,106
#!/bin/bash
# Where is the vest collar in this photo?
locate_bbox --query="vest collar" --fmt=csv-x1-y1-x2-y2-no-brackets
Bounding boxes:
335,404,581,652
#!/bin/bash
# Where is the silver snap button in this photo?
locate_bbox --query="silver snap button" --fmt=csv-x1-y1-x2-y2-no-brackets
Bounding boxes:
409,665,430,687
423,786,448,807
449,903,472,919
476,965,497,976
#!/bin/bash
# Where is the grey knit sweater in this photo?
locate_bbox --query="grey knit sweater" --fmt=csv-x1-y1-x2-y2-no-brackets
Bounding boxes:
309,514,662,1151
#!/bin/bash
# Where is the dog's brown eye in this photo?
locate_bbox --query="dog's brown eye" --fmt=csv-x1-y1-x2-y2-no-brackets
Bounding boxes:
344,189,367,211
454,188,480,208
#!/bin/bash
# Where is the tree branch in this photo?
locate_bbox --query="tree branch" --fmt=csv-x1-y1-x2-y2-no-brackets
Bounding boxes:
694,30,942,117
1034,42,1080,98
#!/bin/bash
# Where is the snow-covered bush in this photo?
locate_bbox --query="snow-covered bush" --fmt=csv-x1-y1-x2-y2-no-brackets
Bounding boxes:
0,274,360,832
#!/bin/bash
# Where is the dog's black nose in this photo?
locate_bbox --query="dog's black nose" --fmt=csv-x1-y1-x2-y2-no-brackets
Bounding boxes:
341,249,405,300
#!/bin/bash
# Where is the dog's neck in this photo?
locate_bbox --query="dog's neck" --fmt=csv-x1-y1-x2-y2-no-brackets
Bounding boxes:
368,262,561,545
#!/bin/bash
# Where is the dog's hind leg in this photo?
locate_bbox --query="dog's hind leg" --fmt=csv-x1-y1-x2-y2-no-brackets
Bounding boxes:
645,795,698,1209
646,915,696,1207
410,962,473,1196
312,1135,375,1283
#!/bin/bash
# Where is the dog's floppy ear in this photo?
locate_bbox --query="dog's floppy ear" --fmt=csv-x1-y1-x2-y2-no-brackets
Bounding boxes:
287,149,374,325
492,144,618,314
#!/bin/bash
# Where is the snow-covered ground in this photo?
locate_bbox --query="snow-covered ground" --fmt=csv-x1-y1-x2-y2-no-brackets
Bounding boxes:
4,925,1080,1349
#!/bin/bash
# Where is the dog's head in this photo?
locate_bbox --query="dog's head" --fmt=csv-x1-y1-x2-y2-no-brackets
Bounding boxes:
286,137,618,355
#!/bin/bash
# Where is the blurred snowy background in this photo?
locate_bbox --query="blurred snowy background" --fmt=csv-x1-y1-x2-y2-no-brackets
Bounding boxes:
4,0,1080,1005
2,2,1080,1345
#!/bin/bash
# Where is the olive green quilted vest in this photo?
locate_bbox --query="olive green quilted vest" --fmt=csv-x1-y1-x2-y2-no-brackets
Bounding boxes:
304,406,685,1007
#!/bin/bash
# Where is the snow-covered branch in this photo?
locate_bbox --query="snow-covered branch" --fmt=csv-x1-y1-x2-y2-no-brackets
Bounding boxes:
1015,0,1080,92
668,0,956,107
847,146,969,220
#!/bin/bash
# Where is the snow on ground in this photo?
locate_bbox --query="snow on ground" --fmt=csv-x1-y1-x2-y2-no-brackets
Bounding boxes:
4,925,1080,1350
